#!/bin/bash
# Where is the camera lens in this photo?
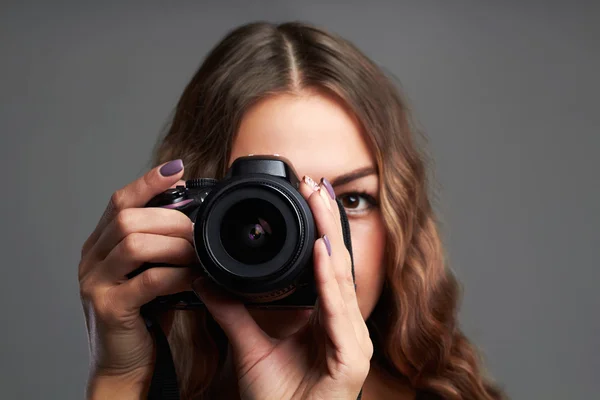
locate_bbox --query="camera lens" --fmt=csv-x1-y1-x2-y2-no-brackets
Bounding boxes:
198,181,314,290
220,198,287,265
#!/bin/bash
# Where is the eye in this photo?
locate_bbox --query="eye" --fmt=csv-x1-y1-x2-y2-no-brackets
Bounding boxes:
338,192,377,214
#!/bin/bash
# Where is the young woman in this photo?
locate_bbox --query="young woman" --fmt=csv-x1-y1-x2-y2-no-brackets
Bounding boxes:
79,22,504,399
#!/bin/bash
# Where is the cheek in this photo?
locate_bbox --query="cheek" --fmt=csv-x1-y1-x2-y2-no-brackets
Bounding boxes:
347,214,387,319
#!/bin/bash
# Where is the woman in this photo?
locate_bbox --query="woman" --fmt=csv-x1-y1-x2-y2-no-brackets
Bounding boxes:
78,22,504,399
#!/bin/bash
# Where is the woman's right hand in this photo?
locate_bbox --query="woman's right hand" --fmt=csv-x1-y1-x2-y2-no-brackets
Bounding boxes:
78,159,198,398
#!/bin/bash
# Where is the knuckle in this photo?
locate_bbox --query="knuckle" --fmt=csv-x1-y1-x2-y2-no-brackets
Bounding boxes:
140,268,162,292
109,189,127,212
78,280,94,301
80,237,93,258
77,259,89,282
121,233,144,257
114,209,135,235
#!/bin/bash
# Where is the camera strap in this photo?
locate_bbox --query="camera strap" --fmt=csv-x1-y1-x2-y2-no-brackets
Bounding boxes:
144,198,362,399
144,312,181,399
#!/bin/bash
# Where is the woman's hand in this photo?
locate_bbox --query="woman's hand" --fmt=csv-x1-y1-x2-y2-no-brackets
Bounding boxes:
78,160,198,398
193,175,373,400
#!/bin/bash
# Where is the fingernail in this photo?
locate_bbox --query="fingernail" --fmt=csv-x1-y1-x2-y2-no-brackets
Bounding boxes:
303,175,320,191
159,159,184,177
320,178,335,199
323,235,332,256
319,187,332,211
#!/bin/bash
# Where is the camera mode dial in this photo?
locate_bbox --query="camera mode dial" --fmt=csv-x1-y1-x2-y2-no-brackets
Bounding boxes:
187,178,218,189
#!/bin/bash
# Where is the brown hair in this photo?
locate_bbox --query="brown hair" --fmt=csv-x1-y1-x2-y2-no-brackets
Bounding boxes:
152,21,504,399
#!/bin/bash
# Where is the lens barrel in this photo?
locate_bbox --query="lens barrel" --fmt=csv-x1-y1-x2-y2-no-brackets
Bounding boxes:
193,176,316,301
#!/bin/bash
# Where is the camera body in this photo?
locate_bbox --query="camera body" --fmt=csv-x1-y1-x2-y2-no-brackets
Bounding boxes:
128,155,353,310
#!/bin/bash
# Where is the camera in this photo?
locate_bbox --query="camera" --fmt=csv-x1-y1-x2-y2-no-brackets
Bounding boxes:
128,155,354,310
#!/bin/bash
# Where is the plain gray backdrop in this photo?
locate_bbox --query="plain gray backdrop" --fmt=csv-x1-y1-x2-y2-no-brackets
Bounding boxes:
1,1,598,399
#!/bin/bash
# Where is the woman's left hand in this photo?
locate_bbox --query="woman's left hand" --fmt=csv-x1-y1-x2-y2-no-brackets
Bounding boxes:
192,175,373,400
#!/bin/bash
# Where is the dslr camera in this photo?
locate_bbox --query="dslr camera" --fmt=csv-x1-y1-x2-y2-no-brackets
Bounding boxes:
128,155,354,310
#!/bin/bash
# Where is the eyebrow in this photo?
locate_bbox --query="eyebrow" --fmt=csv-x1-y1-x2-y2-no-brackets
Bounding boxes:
330,166,377,187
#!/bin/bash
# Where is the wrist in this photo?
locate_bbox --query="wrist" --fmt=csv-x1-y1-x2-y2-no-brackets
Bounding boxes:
86,367,152,400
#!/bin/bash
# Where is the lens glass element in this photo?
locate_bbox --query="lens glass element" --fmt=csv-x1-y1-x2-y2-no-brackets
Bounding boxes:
220,198,287,265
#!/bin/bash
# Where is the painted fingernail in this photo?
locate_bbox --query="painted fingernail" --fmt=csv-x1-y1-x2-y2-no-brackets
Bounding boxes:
159,159,184,177
320,177,335,199
303,175,320,191
323,234,332,256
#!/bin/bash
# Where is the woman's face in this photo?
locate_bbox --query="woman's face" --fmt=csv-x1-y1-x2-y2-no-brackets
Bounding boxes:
228,91,387,338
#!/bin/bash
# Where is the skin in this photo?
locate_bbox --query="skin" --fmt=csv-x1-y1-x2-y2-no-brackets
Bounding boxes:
79,89,414,399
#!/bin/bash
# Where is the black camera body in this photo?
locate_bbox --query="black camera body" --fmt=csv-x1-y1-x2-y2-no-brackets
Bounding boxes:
128,155,354,310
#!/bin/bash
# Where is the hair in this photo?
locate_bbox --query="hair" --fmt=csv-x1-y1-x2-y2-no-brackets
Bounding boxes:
151,21,505,399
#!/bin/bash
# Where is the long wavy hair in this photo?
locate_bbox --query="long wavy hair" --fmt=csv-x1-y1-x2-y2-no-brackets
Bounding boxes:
151,21,504,400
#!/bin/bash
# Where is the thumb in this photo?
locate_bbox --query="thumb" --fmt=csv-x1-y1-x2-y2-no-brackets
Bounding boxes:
192,277,271,355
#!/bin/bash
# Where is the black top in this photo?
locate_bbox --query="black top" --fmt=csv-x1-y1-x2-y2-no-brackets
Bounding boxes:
416,390,440,400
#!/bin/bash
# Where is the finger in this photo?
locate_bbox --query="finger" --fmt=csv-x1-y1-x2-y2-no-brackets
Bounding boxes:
81,159,185,258
111,265,199,312
319,177,343,235
300,175,342,239
312,236,358,350
306,188,354,294
301,177,360,299
305,181,367,343
191,277,271,358
299,175,320,197
100,233,197,281
90,208,194,262
302,176,370,355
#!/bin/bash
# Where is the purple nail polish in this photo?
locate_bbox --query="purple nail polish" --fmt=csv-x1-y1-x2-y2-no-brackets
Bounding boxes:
320,178,335,200
323,234,332,256
160,159,184,177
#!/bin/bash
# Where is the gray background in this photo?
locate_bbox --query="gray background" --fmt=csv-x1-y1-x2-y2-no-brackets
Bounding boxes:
1,1,598,399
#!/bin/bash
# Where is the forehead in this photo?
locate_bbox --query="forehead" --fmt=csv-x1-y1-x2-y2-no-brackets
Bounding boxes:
229,92,374,180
